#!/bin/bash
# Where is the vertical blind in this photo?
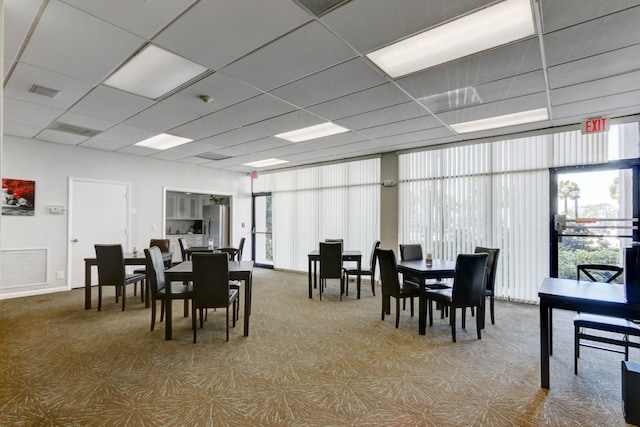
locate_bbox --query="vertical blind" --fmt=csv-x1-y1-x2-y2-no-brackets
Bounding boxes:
399,129,608,303
253,159,380,272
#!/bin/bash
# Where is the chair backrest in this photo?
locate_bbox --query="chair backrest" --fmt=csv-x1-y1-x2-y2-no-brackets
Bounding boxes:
577,264,623,283
375,248,401,298
325,239,343,244
452,253,488,307
178,238,188,262
237,237,245,261
474,247,500,291
144,246,166,296
399,244,423,261
192,252,230,310
150,239,170,253
94,244,126,286
369,240,381,275
320,241,343,279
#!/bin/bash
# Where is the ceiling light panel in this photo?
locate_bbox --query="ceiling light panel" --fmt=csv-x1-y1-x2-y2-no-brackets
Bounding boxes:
134,133,193,150
275,122,350,142
450,108,549,133
367,0,536,78
243,158,290,168
104,45,208,99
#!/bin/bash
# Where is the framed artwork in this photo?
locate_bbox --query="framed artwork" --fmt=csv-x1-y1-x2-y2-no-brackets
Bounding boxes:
2,178,35,216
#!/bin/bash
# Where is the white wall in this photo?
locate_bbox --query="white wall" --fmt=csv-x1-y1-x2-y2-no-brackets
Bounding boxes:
0,135,251,298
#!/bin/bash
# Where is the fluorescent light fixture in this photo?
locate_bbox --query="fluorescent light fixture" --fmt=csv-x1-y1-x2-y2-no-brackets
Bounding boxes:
243,158,290,168
135,133,193,150
366,0,535,78
419,86,483,113
275,122,349,142
450,108,549,134
104,45,208,99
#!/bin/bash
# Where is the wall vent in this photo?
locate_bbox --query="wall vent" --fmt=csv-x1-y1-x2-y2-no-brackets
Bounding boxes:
29,84,60,98
47,121,102,137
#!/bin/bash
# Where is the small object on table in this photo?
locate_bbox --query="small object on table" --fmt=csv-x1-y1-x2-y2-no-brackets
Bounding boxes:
425,253,433,267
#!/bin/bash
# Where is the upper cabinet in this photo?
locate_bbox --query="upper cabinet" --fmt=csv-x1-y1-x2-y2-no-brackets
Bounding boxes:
166,193,203,220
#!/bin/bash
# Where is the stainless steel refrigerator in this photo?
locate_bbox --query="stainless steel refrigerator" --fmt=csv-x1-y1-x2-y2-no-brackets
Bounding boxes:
202,205,229,248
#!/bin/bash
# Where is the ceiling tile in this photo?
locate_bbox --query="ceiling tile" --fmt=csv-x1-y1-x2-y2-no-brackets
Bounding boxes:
220,21,356,91
551,90,640,121
36,128,88,145
551,70,640,107
270,58,386,107
161,73,261,116
234,137,294,153
4,62,96,109
357,115,441,139
150,141,223,161
307,83,412,120
320,0,494,52
436,92,549,125
4,98,64,128
335,102,430,130
152,0,312,70
20,0,144,82
543,7,640,66
68,86,154,123
542,0,640,33
198,128,265,148
245,110,325,137
60,0,197,39
207,94,296,128
125,104,200,132
4,0,43,61
169,117,237,141
547,44,640,89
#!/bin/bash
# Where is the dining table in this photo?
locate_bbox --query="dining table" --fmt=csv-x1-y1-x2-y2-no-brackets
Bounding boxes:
538,277,640,389
396,258,456,335
84,251,173,310
164,260,254,340
307,250,362,299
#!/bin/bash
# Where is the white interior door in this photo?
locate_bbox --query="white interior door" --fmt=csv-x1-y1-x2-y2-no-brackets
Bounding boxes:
69,179,129,288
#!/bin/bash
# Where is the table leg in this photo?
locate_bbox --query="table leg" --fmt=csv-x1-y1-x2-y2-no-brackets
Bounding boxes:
419,278,426,335
84,260,92,309
540,300,550,389
308,257,313,298
356,258,362,299
313,260,317,289
243,271,252,337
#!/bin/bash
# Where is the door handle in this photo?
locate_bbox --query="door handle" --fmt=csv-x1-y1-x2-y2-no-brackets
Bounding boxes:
72,238,79,243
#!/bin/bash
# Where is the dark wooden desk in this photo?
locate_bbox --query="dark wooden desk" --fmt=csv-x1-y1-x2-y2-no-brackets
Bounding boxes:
538,277,640,389
165,260,254,340
307,250,362,299
84,252,173,310
396,259,456,335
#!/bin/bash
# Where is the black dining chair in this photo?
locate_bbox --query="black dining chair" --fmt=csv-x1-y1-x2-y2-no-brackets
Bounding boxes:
425,253,488,342
144,246,192,333
191,252,238,343
319,241,346,301
573,264,640,374
375,248,420,328
345,240,380,297
94,244,146,311
178,238,189,262
474,247,500,326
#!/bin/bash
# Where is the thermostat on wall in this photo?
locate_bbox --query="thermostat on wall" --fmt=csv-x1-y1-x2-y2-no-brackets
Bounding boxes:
48,205,66,214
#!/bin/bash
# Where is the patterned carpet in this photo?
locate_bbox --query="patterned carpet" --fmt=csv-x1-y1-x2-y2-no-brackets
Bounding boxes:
0,268,634,426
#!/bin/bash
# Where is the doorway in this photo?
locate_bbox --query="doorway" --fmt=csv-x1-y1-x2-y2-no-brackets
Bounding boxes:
550,160,639,279
68,178,130,288
252,193,273,268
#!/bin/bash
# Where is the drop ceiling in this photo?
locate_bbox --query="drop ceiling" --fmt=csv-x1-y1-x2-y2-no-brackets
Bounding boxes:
3,0,640,173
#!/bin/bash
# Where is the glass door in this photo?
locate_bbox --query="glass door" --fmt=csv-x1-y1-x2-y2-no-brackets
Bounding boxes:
252,193,273,268
551,162,639,280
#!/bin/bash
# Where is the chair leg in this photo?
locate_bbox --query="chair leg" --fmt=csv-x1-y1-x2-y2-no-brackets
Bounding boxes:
98,285,103,311
462,307,466,329
450,307,457,342
574,324,579,374
410,297,414,316
476,307,482,339
150,300,156,331
428,299,433,326
381,295,386,321
345,273,349,296
160,300,165,322
395,298,400,328
121,285,126,311
192,302,197,343
371,277,376,296
490,294,495,324
226,306,230,342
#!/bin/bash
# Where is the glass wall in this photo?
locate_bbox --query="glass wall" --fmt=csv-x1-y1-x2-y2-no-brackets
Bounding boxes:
399,122,639,303
252,158,380,272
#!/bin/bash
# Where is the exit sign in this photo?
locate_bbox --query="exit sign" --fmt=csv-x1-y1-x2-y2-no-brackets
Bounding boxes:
581,117,609,134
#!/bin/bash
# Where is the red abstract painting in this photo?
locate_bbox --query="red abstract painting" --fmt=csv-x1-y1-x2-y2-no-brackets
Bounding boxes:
2,178,35,216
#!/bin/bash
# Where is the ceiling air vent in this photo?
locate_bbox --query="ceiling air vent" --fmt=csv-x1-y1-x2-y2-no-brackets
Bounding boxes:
293,0,351,16
29,84,60,98
196,152,232,161
47,121,102,137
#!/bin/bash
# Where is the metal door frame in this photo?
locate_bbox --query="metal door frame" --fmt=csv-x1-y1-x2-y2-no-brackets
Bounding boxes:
252,192,273,269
